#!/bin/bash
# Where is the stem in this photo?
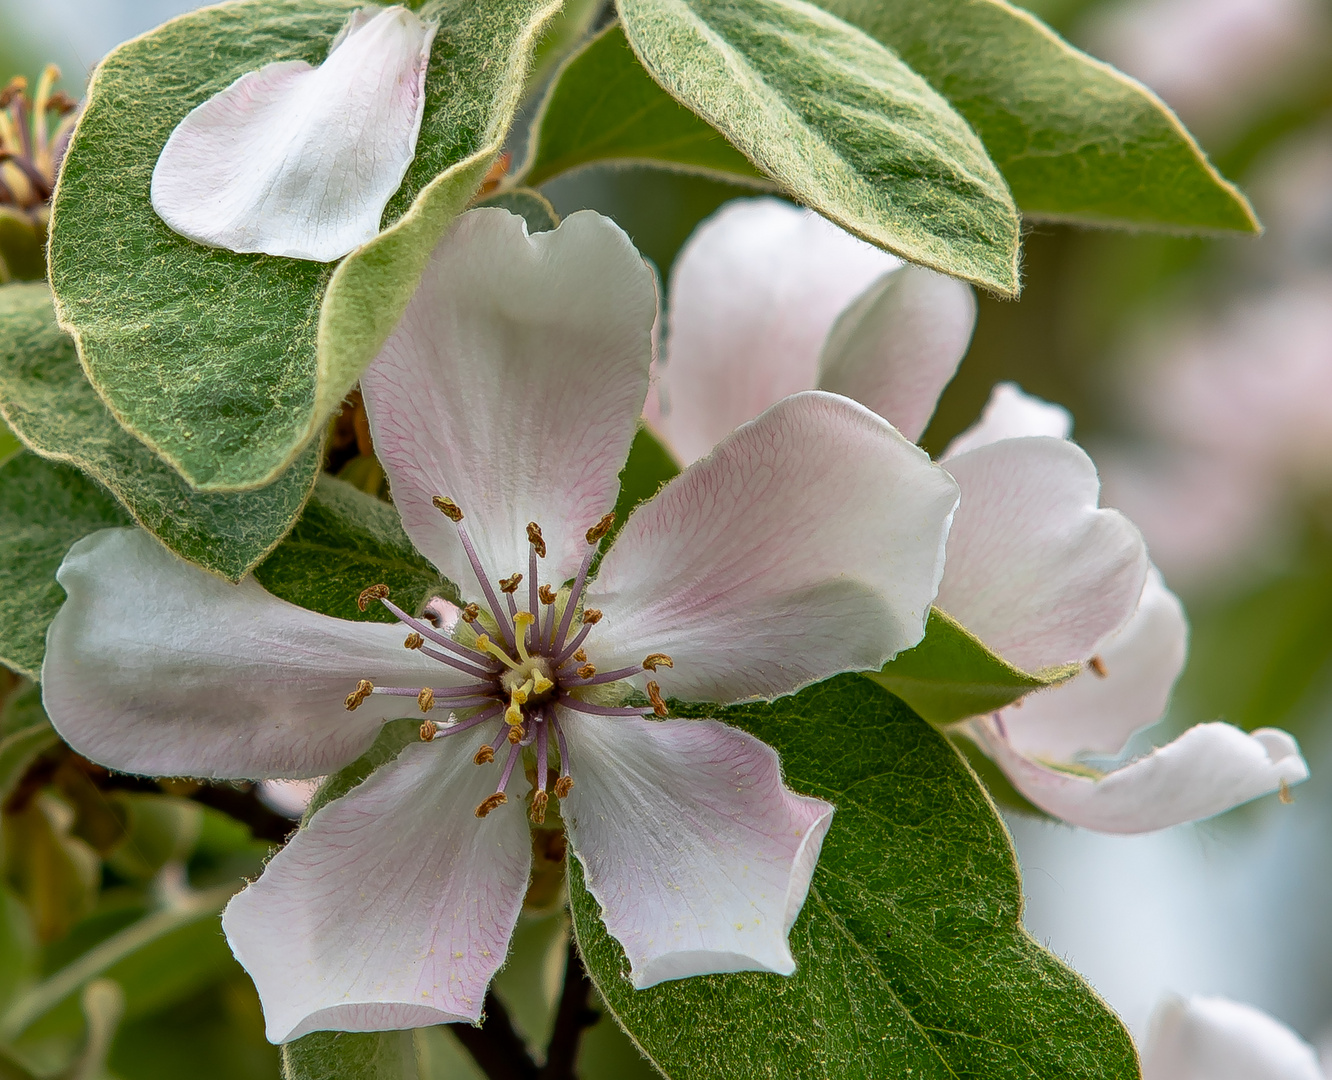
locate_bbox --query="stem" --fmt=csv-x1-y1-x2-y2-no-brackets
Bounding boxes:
538,941,599,1080
452,991,538,1080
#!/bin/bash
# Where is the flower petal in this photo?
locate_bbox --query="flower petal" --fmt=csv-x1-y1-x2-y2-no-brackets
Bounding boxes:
587,392,959,703
817,266,976,443
223,741,531,1042
942,382,1072,460
968,718,1309,833
151,6,436,261
936,436,1148,671
651,198,900,465
560,711,832,988
1142,995,1324,1080
362,208,657,592
41,528,452,780
999,568,1187,760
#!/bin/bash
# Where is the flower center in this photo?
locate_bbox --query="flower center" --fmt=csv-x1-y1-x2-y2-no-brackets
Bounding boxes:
345,501,673,824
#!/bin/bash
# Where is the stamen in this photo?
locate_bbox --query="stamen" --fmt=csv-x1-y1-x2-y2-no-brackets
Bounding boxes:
461,603,480,623
559,697,655,718
552,713,573,795
647,681,668,717
554,776,574,798
444,507,516,648
378,597,499,675
539,585,556,605
643,653,673,671
556,623,594,664
404,632,424,650
573,649,587,663
499,573,523,594
431,703,504,740
417,688,435,713
565,664,640,687
507,723,524,744
526,522,546,558
417,643,496,681
577,663,596,679
585,512,615,544
357,583,389,611
475,792,507,818
344,679,373,710
477,721,508,764
528,544,540,643
474,745,496,765
529,790,549,824
581,608,602,625
554,543,599,648
1088,656,1108,678
535,718,549,792
420,719,438,741
432,496,463,522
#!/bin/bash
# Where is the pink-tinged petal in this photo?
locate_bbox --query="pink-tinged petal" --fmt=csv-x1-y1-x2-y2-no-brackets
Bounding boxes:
1143,995,1324,1080
651,198,900,465
968,718,1309,834
41,528,453,781
223,742,531,1042
942,382,1072,460
817,266,976,443
587,392,959,703
362,208,657,592
151,6,435,261
936,436,1149,671
560,711,832,988
1000,568,1187,760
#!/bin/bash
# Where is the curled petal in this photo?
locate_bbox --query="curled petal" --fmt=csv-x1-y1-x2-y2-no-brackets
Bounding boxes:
937,436,1148,672
968,718,1309,834
1143,995,1323,1080
588,392,959,703
818,265,976,443
1000,568,1187,760
224,742,531,1041
560,710,832,987
942,382,1072,460
651,198,899,465
151,6,436,261
362,208,656,589
41,528,452,780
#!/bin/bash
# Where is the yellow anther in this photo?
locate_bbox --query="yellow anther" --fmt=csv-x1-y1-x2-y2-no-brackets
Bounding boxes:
585,512,616,544
344,679,373,711
474,745,495,765
417,688,435,713
420,720,438,742
529,790,549,824
404,632,424,650
646,680,668,718
499,573,523,594
1088,656,1108,678
539,585,556,605
432,496,463,522
526,522,547,558
643,653,673,671
554,776,574,798
475,793,507,818
581,608,602,625
577,663,596,680
357,583,389,611
461,603,480,623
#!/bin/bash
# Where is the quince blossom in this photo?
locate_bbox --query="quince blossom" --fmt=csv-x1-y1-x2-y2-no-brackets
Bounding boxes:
40,208,960,1042
650,196,1309,834
151,5,435,261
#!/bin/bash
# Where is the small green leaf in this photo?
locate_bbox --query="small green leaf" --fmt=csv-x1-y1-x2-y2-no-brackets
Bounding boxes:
0,724,58,807
2,794,101,946
616,0,1021,293
102,794,204,883
67,979,126,1080
521,23,769,188
816,0,1258,233
0,208,45,284
0,283,321,582
600,425,680,556
868,607,1078,725
0,453,130,679
476,187,562,232
571,675,1137,1079
253,474,446,624
282,1030,417,1080
49,0,562,493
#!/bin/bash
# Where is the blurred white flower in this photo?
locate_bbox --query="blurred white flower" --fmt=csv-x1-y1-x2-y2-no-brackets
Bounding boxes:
1143,995,1325,1079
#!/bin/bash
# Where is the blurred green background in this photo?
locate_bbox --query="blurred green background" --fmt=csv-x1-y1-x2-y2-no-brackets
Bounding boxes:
4,0,1332,1072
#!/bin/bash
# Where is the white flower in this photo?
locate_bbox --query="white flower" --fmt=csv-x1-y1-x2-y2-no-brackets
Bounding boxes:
651,196,1309,834
1142,995,1325,1079
40,207,960,1041
151,5,436,262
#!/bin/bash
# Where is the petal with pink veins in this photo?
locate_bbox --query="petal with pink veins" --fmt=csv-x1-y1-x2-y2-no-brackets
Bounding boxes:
41,528,451,780
223,741,531,1042
1142,995,1324,1080
817,265,976,443
362,208,657,591
151,6,436,261
942,382,1072,460
967,718,1308,833
559,710,833,988
586,392,959,703
936,436,1148,672
999,568,1187,761
650,198,899,465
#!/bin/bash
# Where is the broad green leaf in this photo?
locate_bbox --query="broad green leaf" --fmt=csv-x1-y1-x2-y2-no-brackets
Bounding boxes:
0,283,320,582
253,474,446,624
815,0,1258,233
521,23,768,188
0,209,45,284
282,1030,417,1080
102,794,204,883
615,0,1021,294
0,419,18,468
868,607,1078,725
0,453,129,679
49,0,561,492
477,186,561,232
599,425,680,557
571,675,1137,1078
524,0,603,95
2,794,100,945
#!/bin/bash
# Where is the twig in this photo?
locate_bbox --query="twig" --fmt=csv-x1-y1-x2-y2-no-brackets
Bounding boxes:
538,940,599,1080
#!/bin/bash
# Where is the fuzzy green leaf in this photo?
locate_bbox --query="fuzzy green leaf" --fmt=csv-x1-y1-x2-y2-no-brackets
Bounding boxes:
0,283,320,581
521,23,768,188
816,0,1257,233
615,0,1021,294
48,0,561,493
282,1030,417,1080
0,453,129,678
570,675,1137,1079
868,607,1078,725
476,187,562,232
253,474,446,625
